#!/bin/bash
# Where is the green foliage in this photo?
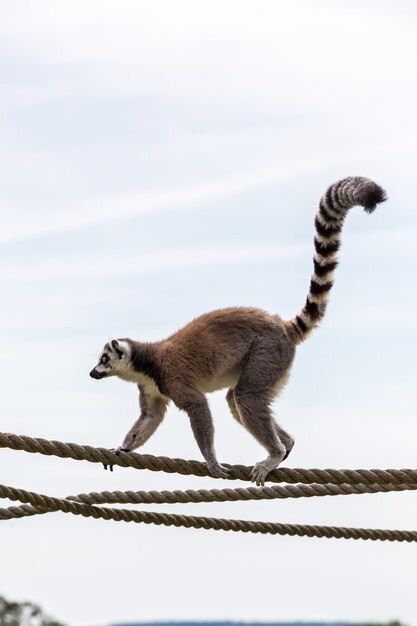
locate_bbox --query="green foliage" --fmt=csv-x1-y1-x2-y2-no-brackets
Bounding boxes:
0,595,66,626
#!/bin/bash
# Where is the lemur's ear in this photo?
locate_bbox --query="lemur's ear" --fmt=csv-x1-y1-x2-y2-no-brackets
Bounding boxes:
111,339,125,358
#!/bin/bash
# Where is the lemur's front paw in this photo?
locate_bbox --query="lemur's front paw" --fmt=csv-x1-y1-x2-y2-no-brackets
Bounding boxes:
207,462,230,479
103,447,124,472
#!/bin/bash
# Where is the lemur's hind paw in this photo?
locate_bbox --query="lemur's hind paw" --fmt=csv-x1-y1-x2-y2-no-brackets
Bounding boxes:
250,462,273,487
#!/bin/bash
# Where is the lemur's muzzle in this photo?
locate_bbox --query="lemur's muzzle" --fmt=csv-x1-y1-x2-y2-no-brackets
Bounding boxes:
89,368,108,379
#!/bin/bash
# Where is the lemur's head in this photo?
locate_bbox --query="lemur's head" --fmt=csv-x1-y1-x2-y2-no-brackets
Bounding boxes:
90,339,133,380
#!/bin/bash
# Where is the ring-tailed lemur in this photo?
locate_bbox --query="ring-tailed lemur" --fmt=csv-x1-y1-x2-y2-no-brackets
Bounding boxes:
90,176,386,485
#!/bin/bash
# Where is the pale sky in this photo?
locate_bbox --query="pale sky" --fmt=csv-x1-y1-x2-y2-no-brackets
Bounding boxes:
1,1,417,625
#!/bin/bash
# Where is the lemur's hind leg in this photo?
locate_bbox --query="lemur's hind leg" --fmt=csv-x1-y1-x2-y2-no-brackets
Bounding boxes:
234,389,286,485
226,388,242,423
275,423,295,461
226,387,294,461
232,337,294,485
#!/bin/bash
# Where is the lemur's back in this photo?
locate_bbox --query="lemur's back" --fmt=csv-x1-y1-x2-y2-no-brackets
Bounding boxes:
163,306,295,382
166,306,290,347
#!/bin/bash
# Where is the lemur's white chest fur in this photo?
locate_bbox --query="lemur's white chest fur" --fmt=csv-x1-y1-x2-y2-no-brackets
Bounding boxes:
119,369,163,398
121,366,241,397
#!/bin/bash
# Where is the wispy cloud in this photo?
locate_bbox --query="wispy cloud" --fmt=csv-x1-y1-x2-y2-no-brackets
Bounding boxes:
0,242,307,281
0,155,334,244
2,225,415,282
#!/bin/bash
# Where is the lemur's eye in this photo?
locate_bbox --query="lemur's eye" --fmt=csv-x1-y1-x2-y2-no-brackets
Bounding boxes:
101,354,108,364
131,434,136,440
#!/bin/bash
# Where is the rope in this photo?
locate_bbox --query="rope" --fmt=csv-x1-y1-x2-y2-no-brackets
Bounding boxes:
1,483,416,542
3,480,417,513
1,431,417,542
2,481,416,521
2,431,417,485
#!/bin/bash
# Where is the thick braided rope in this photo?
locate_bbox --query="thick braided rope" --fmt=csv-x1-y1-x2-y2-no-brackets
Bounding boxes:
0,484,416,542
2,481,416,522
2,432,417,485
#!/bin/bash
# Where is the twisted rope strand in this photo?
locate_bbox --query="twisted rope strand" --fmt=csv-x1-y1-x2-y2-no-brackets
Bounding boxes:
2,481,416,522
70,481,417,505
0,483,416,542
2,431,417,485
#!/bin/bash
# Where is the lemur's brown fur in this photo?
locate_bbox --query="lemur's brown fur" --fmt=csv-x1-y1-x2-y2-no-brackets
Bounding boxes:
90,176,386,485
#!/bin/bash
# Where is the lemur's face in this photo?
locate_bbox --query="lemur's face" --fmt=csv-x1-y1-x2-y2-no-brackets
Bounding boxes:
89,339,132,380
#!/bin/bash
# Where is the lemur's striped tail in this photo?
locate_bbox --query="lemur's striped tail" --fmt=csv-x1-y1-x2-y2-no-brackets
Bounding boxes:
290,176,387,344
